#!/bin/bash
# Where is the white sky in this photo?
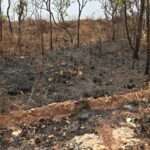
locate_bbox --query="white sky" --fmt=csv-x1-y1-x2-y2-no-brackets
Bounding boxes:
2,0,104,21
67,1,104,20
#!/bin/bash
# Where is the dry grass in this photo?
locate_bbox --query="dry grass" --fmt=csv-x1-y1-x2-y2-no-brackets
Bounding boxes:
0,19,114,56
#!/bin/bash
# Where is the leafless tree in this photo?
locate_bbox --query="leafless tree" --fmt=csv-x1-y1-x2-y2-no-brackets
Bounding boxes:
16,0,27,54
99,0,119,41
7,0,13,33
53,0,74,46
32,0,45,56
77,0,88,47
43,0,53,50
123,0,145,68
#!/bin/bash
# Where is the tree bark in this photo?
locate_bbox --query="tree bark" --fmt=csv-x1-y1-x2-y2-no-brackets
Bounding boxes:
41,29,44,56
18,0,22,54
49,0,53,50
7,0,13,33
77,13,81,48
133,0,145,60
112,15,116,41
0,0,2,41
145,0,150,75
124,1,135,50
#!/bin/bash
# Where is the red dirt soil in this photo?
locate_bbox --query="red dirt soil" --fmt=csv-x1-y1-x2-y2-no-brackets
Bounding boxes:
0,89,149,128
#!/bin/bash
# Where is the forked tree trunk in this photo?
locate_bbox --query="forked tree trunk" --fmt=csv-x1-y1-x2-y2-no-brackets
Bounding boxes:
124,0,145,69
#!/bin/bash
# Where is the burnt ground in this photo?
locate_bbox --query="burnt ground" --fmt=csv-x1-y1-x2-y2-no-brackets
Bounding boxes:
0,40,150,149
0,40,148,112
0,98,149,149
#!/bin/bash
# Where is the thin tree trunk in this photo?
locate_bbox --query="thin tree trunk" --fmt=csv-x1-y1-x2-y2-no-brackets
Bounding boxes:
0,0,2,41
41,28,44,56
18,10,22,54
49,11,53,50
133,0,145,60
59,14,74,46
112,15,116,41
124,1,135,50
77,13,81,48
7,0,13,33
49,0,53,50
52,13,74,47
145,0,150,75
124,0,145,69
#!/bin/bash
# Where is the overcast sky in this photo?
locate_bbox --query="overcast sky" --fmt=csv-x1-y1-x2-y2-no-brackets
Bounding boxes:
67,1,104,20
2,0,104,20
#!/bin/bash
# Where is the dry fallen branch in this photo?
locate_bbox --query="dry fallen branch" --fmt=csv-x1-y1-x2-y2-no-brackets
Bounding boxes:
0,89,149,128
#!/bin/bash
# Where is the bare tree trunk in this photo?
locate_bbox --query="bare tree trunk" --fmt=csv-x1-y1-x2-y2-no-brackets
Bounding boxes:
40,24,44,57
124,0,145,69
49,12,53,50
77,13,81,48
52,12,74,46
48,0,53,50
76,0,88,48
124,1,135,50
145,0,150,75
7,0,13,33
0,0,2,41
112,15,116,41
133,0,145,60
18,9,22,54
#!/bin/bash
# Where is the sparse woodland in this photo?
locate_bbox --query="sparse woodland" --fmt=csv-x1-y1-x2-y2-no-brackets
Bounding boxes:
0,0,150,150
0,0,149,74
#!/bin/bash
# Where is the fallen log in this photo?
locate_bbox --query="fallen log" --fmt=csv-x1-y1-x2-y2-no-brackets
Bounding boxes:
0,89,149,128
